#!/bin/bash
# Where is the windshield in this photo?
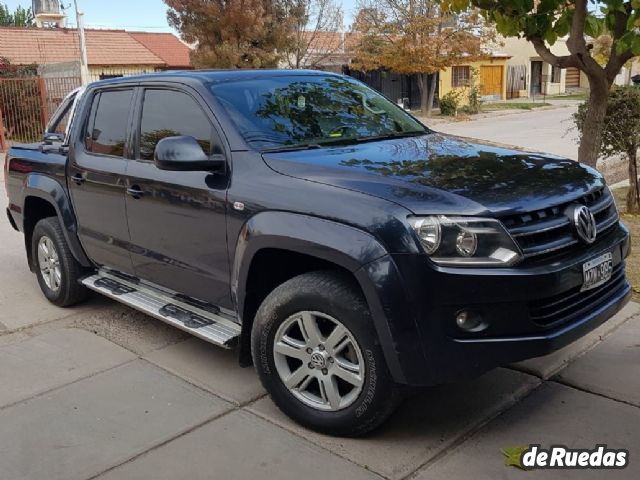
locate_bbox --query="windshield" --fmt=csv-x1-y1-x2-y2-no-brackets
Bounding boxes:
209,75,428,150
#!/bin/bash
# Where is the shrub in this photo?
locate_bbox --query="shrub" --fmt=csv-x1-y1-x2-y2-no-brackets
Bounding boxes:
439,90,464,116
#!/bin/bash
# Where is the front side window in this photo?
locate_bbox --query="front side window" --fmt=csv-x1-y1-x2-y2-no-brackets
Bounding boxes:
139,89,214,160
46,92,76,135
210,75,427,150
85,89,133,157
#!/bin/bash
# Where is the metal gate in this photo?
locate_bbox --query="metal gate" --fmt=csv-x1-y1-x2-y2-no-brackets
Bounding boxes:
506,65,527,99
0,76,80,150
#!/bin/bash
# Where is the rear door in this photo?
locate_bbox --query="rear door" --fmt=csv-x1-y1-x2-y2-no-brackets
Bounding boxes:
68,87,135,274
124,86,232,308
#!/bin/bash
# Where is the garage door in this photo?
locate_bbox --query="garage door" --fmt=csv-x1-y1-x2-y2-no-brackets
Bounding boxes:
480,66,503,99
566,67,580,88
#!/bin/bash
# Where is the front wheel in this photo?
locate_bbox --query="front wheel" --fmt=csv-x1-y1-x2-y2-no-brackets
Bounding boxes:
251,271,403,436
32,217,89,307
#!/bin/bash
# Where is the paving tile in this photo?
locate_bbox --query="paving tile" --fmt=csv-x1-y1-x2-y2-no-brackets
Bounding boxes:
417,382,640,480
248,368,540,480
97,410,379,480
554,313,640,406
145,337,266,405
0,360,232,480
0,327,135,408
512,301,640,379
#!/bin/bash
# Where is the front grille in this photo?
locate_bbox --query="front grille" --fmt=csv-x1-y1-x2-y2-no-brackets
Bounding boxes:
501,187,619,262
529,263,627,327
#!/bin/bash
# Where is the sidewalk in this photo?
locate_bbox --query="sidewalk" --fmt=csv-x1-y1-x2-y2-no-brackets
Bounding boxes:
0,292,638,479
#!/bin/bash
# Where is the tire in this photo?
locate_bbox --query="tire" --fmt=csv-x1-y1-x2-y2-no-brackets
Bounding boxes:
251,271,403,436
32,217,89,307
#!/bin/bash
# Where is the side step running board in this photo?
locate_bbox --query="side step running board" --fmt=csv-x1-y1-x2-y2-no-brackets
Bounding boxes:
82,269,241,348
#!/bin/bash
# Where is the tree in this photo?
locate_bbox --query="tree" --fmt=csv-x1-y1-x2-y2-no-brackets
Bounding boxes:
283,0,344,69
351,1,493,116
445,0,640,168
0,3,34,26
575,87,640,213
165,0,291,68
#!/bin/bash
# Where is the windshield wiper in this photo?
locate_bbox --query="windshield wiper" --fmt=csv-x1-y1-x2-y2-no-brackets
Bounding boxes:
262,143,323,153
261,131,428,152
317,130,428,147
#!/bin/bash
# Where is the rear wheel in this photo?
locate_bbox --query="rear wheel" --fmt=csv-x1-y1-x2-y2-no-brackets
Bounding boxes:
251,271,403,436
32,217,89,307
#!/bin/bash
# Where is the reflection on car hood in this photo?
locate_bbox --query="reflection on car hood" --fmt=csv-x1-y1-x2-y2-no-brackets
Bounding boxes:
261,133,604,216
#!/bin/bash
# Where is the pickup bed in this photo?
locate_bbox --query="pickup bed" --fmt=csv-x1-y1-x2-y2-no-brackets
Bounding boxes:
4,70,631,436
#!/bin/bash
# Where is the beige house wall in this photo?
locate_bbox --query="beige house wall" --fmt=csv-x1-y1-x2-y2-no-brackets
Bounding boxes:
88,65,159,83
500,36,580,96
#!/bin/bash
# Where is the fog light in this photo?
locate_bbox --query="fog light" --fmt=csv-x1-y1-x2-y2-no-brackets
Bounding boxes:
455,310,486,332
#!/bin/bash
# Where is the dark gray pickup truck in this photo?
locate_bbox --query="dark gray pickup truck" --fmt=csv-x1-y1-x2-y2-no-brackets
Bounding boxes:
4,70,631,435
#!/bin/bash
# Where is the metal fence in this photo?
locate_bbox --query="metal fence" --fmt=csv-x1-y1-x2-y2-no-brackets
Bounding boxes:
0,76,80,150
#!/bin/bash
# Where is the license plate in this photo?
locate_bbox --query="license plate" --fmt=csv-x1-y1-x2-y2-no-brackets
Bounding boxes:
582,252,613,291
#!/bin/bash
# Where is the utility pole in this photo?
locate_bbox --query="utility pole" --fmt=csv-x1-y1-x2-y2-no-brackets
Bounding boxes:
73,0,90,85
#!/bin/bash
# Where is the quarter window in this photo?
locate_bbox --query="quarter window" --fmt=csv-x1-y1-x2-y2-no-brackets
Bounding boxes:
139,89,214,161
452,66,471,88
85,89,133,157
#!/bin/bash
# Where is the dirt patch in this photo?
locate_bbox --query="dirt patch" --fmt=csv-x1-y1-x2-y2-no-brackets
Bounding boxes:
612,186,640,301
72,297,189,355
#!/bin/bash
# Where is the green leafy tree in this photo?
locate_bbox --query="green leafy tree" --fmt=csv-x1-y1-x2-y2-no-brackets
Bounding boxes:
0,3,34,26
445,0,640,168
575,86,640,213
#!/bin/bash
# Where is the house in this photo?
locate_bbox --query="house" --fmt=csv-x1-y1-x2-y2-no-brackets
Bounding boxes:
439,54,512,103
499,36,587,98
0,27,192,82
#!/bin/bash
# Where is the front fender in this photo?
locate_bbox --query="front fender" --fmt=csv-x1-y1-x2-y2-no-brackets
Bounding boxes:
232,211,425,384
22,173,91,267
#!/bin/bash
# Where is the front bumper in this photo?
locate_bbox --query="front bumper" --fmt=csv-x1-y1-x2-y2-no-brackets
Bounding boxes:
388,222,631,386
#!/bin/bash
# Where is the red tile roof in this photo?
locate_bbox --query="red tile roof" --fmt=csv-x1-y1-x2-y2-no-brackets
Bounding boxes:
0,27,191,67
129,31,192,68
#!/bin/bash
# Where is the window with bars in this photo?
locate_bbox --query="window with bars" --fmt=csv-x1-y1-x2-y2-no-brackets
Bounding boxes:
452,66,471,87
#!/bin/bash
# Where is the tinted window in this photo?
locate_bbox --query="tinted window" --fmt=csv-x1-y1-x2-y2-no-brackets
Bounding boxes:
139,89,213,160
210,75,427,150
86,89,132,157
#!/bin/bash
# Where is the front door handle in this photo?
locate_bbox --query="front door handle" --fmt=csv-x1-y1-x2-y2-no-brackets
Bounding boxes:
71,173,85,185
127,185,144,199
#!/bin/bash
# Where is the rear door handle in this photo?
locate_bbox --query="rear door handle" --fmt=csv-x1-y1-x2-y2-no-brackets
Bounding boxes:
127,185,144,199
71,173,85,185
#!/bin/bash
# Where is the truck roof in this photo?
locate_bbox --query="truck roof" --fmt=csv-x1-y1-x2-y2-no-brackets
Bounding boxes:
88,69,342,87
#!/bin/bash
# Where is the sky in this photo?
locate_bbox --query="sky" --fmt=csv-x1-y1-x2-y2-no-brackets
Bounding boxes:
5,0,359,33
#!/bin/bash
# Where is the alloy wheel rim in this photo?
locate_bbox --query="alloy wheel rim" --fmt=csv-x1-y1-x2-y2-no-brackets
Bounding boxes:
273,311,365,412
37,236,61,292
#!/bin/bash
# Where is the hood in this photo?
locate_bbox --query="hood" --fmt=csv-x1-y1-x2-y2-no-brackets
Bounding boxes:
261,133,604,216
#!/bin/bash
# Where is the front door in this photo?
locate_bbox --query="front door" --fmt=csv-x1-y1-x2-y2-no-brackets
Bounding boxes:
68,87,135,274
124,87,232,308
531,61,543,95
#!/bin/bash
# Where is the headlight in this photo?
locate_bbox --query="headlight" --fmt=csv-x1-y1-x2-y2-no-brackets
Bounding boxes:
408,216,523,266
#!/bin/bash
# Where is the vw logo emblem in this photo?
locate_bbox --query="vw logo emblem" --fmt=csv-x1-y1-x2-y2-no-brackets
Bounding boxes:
310,352,326,369
572,205,597,244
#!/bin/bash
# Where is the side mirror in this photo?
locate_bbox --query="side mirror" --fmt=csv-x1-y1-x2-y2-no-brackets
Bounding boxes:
154,136,225,172
43,132,65,145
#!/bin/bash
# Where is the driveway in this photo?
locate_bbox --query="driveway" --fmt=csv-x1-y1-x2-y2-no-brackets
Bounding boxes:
1,154,639,480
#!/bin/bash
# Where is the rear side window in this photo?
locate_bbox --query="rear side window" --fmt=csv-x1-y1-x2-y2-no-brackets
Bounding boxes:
139,89,214,161
85,89,133,157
